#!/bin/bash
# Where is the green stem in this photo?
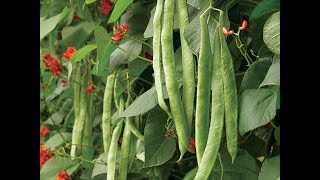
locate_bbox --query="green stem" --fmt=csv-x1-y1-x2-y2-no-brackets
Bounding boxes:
123,34,153,49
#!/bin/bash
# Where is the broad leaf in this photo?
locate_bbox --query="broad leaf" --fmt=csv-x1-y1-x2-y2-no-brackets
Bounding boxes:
92,26,117,78
44,111,67,125
258,156,280,180
187,0,201,9
109,35,143,72
239,88,277,135
44,132,72,149
240,58,272,92
61,22,96,48
40,7,69,41
120,86,158,117
108,0,134,23
40,157,81,180
263,11,280,54
128,59,150,77
92,153,108,179
274,126,280,146
71,44,97,63
249,0,280,51
144,107,176,167
260,54,280,87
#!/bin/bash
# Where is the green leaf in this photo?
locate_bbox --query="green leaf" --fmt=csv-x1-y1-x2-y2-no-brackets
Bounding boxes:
258,156,280,180
276,89,280,109
240,58,272,92
108,0,134,23
44,111,67,125
128,59,150,77
109,35,143,72
92,153,108,179
249,0,280,51
85,0,97,4
187,0,201,9
274,126,280,146
44,133,72,149
61,22,96,48
40,157,81,180
183,167,198,180
71,44,97,63
263,11,280,54
260,54,280,87
67,63,73,81
144,107,176,167
120,86,158,117
40,7,70,41
92,26,117,78
210,149,260,180
239,88,277,135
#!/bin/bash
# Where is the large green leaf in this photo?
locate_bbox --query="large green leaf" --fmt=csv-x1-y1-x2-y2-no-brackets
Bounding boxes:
85,0,97,4
240,58,272,92
263,11,280,54
91,26,117,78
260,54,280,87
239,88,277,135
40,157,81,180
61,22,96,48
128,59,150,77
108,0,134,23
249,0,280,51
40,7,69,41
71,44,97,63
109,35,143,72
258,156,280,180
92,153,108,179
44,133,72,149
144,107,176,167
120,86,158,117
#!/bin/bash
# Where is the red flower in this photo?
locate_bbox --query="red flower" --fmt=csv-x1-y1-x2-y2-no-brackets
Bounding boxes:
40,126,50,136
111,24,129,42
222,26,234,36
72,15,78,23
263,123,270,129
40,146,54,168
144,51,153,60
101,0,112,16
63,47,77,60
86,82,94,93
57,170,70,180
42,54,62,76
240,20,248,30
189,137,196,153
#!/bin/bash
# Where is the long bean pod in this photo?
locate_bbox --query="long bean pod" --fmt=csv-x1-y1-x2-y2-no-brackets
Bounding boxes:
194,15,225,180
107,96,125,180
161,0,190,159
176,0,195,134
195,14,212,163
152,0,171,116
70,64,81,157
102,73,116,153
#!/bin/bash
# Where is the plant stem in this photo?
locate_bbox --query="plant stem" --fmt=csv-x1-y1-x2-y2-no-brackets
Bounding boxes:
123,34,153,49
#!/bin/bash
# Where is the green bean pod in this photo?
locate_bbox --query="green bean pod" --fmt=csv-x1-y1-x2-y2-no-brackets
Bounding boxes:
118,116,132,180
194,18,225,180
195,14,212,163
102,73,116,153
107,96,125,180
161,0,190,159
219,12,238,163
127,117,144,141
70,64,81,157
152,0,171,116
176,0,195,134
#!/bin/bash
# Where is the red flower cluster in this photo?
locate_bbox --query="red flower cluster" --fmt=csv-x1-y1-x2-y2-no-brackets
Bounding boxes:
56,169,70,180
40,143,53,168
86,82,95,93
189,137,196,153
222,26,234,36
40,126,50,136
111,24,129,42
144,51,153,60
42,54,62,76
165,130,177,138
63,47,77,60
101,0,112,16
